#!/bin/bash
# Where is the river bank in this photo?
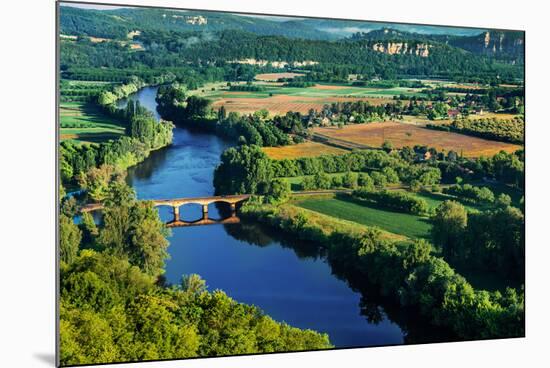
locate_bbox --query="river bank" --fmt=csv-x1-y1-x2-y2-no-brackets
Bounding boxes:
120,86,410,348
239,201,524,341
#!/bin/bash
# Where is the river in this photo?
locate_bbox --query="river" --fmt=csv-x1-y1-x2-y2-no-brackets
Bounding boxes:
119,86,406,348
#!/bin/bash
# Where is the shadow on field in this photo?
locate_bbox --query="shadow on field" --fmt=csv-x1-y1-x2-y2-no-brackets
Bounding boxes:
72,132,122,143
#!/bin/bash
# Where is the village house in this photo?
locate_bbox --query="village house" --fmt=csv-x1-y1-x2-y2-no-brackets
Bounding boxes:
415,150,432,162
447,109,460,119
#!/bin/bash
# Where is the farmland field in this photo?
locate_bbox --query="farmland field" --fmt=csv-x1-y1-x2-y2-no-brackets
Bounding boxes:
255,72,305,81
193,81,422,115
294,196,432,239
211,93,395,115
313,122,522,157
59,102,126,143
466,112,521,121
262,141,346,159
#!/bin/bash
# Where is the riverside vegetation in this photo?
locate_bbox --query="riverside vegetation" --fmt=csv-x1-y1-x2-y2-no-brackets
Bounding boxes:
59,4,524,366
60,179,331,365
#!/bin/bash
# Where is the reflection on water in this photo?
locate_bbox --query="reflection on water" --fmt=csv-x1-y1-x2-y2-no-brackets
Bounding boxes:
162,220,405,347
122,86,415,348
117,86,161,121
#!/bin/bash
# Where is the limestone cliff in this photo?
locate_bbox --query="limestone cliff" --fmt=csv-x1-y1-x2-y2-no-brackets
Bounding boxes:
371,42,431,57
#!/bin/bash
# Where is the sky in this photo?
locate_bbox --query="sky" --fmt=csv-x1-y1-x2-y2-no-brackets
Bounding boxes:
61,2,126,10
61,2,303,22
60,1,483,35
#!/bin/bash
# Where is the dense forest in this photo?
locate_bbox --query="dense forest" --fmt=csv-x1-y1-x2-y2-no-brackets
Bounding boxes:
58,5,525,364
60,6,523,63
240,201,524,341
60,81,174,186
137,29,522,81
155,84,293,146
213,145,524,196
60,6,338,40
60,9,523,83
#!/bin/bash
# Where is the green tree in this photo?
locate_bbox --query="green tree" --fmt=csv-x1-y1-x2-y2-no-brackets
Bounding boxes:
381,140,393,152
496,193,512,208
185,95,212,119
382,167,399,184
79,212,99,247
60,214,82,264
301,176,316,190
401,239,432,270
214,145,274,195
313,172,331,189
431,201,468,258
370,171,387,188
78,165,125,203
181,274,207,294
342,171,358,189
265,178,291,204
60,306,119,365
358,173,375,190
410,179,422,192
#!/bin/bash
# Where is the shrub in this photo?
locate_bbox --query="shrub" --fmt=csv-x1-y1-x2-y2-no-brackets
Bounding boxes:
353,189,430,215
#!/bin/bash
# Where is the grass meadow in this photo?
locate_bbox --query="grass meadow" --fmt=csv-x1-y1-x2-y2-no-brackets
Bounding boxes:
293,195,432,239
60,102,126,143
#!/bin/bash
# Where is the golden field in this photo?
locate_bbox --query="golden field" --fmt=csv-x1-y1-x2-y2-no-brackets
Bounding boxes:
313,122,522,157
262,141,347,159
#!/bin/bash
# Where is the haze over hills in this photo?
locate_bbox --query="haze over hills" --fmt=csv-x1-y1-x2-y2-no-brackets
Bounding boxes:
59,4,522,62
296,18,485,37
60,4,484,39
349,28,524,63
448,30,524,62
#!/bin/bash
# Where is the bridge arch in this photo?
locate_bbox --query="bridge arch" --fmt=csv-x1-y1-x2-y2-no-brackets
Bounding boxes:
81,194,251,226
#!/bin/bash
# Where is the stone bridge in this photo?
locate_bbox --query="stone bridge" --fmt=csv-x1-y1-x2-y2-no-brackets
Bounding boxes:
152,194,251,222
80,194,251,227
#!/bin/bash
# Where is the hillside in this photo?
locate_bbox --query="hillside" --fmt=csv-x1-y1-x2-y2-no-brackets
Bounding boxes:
349,28,523,62
60,5,488,41
60,6,335,40
449,31,524,63
59,6,524,81
297,18,485,37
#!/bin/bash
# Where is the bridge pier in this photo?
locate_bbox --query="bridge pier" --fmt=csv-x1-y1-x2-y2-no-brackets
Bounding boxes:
172,206,180,222
82,194,253,226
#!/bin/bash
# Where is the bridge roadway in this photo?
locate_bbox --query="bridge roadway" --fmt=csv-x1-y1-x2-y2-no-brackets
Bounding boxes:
79,190,353,227
81,194,251,213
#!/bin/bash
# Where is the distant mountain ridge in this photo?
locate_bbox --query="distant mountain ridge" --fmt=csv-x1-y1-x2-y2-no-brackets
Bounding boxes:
59,6,335,40
59,6,523,62
349,28,523,62
448,31,524,62
60,5,486,40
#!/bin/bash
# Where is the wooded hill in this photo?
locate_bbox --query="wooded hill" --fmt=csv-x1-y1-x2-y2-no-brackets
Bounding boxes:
60,6,523,63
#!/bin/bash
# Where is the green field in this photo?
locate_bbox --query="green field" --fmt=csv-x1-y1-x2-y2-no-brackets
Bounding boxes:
407,190,484,212
60,101,127,143
194,83,427,100
60,80,114,103
411,184,523,211
286,171,515,212
294,196,432,239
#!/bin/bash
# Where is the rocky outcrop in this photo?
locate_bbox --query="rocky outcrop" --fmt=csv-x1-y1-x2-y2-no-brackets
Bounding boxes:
450,31,524,62
231,58,319,68
372,42,431,57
